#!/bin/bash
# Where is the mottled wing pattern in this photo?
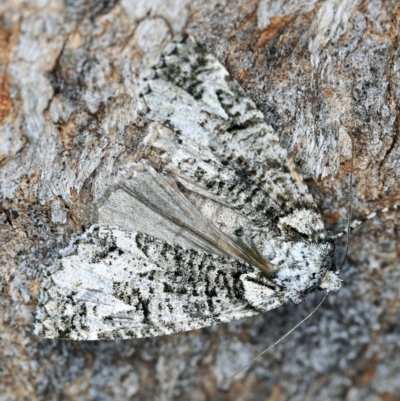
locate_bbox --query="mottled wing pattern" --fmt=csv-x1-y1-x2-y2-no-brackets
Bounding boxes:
35,226,282,340
35,36,335,340
142,36,326,242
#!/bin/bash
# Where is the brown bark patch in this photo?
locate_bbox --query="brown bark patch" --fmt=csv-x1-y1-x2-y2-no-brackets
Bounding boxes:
0,25,12,124
0,25,11,65
0,73,11,123
59,116,77,150
360,356,379,386
324,211,341,225
380,393,400,401
254,15,294,50
238,69,248,83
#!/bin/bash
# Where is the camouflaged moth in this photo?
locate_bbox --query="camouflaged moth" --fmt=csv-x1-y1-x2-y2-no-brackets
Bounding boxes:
35,36,345,340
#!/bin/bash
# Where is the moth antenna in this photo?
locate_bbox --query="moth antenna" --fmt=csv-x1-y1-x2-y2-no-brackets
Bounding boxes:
336,146,354,272
332,204,400,241
331,146,399,250
229,293,328,380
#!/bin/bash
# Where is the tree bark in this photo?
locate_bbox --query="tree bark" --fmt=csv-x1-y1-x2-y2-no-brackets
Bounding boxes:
1,1,399,400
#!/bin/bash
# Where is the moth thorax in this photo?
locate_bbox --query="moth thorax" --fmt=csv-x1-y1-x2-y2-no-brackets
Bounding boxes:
319,270,343,293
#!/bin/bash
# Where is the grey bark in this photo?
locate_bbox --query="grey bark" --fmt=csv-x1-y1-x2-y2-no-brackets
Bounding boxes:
1,1,399,400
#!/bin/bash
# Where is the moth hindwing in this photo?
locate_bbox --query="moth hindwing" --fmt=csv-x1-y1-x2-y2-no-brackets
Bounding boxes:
35,36,342,340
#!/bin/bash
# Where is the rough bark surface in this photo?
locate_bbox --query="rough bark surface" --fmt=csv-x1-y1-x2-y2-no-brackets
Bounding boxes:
1,1,399,400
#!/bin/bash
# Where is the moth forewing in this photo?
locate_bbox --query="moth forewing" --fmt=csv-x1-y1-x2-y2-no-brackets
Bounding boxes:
35,226,284,340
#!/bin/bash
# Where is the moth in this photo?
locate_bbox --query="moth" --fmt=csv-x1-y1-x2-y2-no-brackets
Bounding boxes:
35,36,344,340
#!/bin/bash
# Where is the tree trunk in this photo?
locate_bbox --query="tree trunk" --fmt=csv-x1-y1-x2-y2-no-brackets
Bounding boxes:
1,1,399,400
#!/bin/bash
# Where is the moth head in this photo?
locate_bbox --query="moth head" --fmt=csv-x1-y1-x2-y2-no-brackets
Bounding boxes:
318,270,342,293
